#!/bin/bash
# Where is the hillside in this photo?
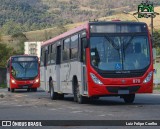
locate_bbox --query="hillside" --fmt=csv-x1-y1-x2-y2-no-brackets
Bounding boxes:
2,6,160,44
1,0,160,35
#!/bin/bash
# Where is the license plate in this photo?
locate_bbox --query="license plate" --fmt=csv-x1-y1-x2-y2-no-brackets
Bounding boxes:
22,86,29,89
118,90,129,94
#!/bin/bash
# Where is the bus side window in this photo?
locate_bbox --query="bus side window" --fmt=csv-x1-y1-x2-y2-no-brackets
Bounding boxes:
40,48,45,66
44,50,48,67
47,45,51,65
71,34,78,59
62,38,70,61
51,44,56,64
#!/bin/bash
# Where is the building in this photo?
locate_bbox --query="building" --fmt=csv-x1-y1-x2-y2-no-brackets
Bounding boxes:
24,42,43,58
154,56,160,85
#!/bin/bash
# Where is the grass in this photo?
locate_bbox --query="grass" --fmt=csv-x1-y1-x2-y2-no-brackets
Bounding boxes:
0,83,7,88
154,84,160,91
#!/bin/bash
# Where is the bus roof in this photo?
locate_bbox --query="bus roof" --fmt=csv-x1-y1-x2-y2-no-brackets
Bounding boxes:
42,22,89,47
42,21,147,47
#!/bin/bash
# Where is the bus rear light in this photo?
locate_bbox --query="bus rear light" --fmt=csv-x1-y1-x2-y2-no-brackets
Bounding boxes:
11,79,16,84
143,71,153,83
90,73,103,85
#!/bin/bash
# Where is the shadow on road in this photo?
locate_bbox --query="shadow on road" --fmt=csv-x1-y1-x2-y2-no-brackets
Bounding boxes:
62,95,160,106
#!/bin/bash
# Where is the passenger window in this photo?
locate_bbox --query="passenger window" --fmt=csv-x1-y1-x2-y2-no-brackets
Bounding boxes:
62,38,70,61
51,44,56,64
40,48,45,66
71,34,78,59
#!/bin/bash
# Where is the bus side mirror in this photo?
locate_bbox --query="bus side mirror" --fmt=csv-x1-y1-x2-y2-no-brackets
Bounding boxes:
153,48,156,60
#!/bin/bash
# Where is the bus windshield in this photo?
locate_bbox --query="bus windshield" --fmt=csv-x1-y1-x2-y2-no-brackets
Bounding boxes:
11,61,38,79
90,35,150,71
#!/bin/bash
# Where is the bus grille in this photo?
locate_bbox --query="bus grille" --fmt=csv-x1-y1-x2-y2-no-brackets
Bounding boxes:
106,86,140,94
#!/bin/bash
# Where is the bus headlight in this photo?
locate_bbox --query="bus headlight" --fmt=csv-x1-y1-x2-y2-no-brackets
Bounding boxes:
35,78,39,83
143,71,153,83
90,73,103,85
11,79,16,84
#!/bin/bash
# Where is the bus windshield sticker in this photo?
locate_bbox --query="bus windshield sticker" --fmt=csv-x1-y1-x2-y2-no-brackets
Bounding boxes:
115,63,122,70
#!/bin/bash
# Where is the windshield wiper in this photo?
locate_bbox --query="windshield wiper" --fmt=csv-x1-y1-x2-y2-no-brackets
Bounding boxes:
105,35,120,50
124,33,136,50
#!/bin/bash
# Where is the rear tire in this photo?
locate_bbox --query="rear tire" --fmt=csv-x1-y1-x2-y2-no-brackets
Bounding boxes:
73,79,78,102
123,94,135,104
32,88,37,92
8,88,10,92
49,80,57,100
57,94,64,100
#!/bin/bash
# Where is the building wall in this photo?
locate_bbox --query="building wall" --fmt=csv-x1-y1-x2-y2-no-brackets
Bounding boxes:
154,63,160,85
24,42,43,58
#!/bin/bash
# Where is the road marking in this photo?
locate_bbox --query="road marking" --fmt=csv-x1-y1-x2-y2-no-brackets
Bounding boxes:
107,114,114,116
49,108,57,111
99,114,106,117
16,105,23,107
71,111,83,113
152,94,160,96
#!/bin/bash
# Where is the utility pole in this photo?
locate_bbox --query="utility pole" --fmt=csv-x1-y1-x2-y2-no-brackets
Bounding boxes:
151,16,153,37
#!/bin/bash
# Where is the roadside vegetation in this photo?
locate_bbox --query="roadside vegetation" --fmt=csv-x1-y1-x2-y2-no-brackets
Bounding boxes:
0,83,7,88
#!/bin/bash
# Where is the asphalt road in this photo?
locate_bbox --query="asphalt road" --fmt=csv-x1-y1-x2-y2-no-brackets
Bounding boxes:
0,88,160,129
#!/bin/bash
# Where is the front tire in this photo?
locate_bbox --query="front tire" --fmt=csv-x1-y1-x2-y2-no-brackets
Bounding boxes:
8,88,10,92
123,94,135,104
32,88,37,92
11,88,14,93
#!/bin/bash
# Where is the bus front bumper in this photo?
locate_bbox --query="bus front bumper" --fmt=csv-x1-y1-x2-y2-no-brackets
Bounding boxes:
88,82,153,97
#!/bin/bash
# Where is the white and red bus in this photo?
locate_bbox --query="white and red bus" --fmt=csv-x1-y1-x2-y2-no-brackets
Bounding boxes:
7,55,40,92
40,21,153,104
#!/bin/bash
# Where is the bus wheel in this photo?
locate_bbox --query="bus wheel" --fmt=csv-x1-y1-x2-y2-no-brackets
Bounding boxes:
11,88,14,93
58,94,64,100
76,85,85,104
8,88,10,92
73,80,78,102
49,80,57,100
32,88,37,92
123,94,135,104
27,88,30,92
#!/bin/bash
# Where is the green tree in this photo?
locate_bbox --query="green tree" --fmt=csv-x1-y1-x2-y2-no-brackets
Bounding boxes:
1,20,24,35
11,33,28,54
0,43,17,67
153,30,160,56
